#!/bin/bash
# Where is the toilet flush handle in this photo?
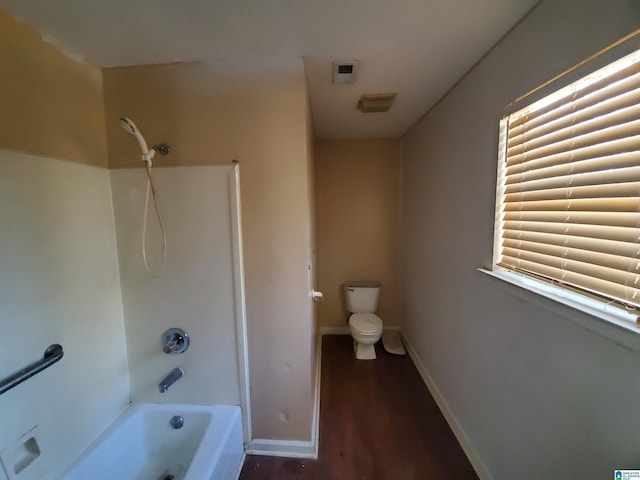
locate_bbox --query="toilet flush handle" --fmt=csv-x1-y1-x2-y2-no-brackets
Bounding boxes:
312,290,324,302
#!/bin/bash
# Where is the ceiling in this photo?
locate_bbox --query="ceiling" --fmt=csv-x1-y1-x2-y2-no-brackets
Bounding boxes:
0,0,538,139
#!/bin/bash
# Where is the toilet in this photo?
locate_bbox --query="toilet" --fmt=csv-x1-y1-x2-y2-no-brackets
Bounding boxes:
344,281,384,360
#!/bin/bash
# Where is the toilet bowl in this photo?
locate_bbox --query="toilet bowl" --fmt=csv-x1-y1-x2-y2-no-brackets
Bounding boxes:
344,281,384,360
349,313,383,360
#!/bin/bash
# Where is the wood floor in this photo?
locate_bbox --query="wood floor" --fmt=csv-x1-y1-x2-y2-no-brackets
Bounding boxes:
239,334,479,480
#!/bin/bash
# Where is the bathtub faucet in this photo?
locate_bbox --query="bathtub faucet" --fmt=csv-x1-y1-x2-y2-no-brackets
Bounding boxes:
159,367,184,393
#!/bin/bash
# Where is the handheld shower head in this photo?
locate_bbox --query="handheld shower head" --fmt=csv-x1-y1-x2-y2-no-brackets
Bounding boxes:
119,117,136,135
120,117,151,159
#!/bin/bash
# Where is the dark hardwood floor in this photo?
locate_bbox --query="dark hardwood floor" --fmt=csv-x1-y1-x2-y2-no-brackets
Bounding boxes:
239,334,479,480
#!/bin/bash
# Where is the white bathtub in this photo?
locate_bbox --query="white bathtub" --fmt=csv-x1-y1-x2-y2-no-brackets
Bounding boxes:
59,404,244,480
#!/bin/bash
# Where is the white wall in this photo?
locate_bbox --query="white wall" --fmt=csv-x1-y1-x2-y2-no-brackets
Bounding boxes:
400,1,640,479
0,150,129,480
110,165,241,406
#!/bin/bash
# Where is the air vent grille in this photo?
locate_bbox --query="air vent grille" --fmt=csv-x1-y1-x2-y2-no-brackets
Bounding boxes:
357,93,397,113
332,61,359,84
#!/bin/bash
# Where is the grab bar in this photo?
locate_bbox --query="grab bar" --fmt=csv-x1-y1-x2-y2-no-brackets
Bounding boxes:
0,344,64,395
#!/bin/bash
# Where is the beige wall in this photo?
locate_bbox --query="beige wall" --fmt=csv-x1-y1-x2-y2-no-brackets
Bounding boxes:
314,139,400,329
306,91,320,384
400,2,640,478
1,7,316,445
0,10,108,167
104,64,315,442
0,13,127,479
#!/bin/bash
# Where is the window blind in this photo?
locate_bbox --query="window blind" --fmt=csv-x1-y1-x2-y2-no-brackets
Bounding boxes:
495,49,640,312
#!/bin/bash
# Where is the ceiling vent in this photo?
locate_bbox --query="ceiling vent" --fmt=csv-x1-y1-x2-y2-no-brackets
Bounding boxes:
357,93,397,113
332,61,359,84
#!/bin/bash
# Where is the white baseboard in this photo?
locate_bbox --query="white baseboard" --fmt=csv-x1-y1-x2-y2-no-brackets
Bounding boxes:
399,332,491,480
245,439,317,458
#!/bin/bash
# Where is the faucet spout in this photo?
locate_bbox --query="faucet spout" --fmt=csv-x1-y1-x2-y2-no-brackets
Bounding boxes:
159,367,183,393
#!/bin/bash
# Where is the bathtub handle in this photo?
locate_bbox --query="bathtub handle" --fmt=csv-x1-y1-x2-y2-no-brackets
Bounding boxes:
162,328,189,355
0,344,64,395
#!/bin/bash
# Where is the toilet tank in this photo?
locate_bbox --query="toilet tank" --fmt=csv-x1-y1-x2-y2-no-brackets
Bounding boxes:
344,281,380,313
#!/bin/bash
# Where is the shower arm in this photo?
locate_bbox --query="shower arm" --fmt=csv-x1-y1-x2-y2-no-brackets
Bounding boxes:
152,143,170,156
143,144,170,165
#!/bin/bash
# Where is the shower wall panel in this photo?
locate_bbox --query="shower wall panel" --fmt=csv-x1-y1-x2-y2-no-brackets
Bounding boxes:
0,150,129,480
110,165,241,406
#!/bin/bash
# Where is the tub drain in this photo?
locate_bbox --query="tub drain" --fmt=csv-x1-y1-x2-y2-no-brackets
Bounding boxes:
170,415,184,429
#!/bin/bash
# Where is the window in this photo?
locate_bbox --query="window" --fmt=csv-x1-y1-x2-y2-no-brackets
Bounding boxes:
493,47,640,324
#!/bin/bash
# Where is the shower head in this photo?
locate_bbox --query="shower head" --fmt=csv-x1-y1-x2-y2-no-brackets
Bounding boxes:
120,117,151,160
119,117,136,135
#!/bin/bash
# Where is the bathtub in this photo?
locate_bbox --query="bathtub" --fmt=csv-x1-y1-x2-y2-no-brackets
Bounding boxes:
59,404,244,480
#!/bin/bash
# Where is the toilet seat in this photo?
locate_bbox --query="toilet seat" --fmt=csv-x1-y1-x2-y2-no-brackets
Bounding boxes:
349,313,383,334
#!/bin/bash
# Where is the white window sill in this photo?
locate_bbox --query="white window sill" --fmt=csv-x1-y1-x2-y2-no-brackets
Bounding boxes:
478,268,640,352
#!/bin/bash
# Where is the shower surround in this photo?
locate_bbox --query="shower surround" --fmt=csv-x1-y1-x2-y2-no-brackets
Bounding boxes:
0,150,248,480
110,165,246,409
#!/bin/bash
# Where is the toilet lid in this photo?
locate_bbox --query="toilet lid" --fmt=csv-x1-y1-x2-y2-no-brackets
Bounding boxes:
349,313,383,334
